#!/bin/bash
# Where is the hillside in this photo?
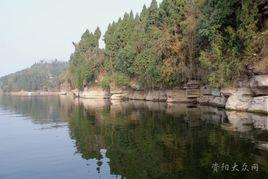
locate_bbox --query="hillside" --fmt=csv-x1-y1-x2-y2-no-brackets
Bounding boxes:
65,0,268,90
0,60,68,92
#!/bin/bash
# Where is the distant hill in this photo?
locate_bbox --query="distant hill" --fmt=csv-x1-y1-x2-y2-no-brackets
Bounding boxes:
0,60,68,92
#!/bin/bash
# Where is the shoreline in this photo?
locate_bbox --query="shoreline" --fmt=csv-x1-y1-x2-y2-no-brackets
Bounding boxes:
1,88,267,115
66,87,268,115
2,91,60,97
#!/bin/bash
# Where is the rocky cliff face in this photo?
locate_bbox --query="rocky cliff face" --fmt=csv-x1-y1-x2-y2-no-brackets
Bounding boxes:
68,73,268,114
196,80,267,114
197,87,226,107
250,75,268,96
224,74,268,114
225,88,253,111
77,87,110,99
197,74,268,114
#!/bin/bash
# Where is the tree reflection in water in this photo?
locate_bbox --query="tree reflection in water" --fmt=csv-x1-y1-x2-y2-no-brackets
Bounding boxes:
66,98,268,178
0,95,268,178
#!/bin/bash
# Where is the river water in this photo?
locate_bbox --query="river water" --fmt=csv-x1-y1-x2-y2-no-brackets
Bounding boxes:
0,95,267,179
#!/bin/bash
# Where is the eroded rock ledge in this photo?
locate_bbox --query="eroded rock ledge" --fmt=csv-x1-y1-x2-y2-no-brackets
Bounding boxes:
197,75,268,114
68,75,268,114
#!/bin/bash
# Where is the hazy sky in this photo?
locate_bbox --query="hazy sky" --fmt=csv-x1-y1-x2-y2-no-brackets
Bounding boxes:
0,0,162,77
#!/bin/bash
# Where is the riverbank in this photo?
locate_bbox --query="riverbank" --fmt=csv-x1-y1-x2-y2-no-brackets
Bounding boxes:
3,73,268,115
66,74,268,115
5,91,60,96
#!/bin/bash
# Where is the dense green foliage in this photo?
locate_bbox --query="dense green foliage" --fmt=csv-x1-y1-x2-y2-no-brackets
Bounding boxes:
101,72,130,89
198,0,262,87
69,28,104,90
0,60,67,92
102,0,196,88
67,0,265,90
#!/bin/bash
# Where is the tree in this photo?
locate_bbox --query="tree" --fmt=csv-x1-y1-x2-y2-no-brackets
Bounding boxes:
68,0,264,90
94,27,102,47
69,28,104,90
146,0,159,31
0,61,68,92
198,0,260,87
115,46,136,75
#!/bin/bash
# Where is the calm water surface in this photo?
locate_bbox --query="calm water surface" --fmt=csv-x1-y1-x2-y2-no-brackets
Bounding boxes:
0,95,268,179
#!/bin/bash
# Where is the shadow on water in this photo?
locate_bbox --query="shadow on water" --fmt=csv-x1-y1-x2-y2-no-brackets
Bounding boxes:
0,95,268,178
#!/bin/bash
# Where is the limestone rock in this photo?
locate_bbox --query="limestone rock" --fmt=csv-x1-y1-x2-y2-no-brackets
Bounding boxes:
211,88,221,97
110,89,123,94
197,95,214,104
186,89,200,98
221,87,236,97
197,95,226,107
225,88,253,111
250,75,268,96
110,93,128,100
145,90,167,102
110,87,128,100
210,96,227,107
80,87,110,99
127,91,146,100
166,89,194,103
200,86,221,96
248,96,268,114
